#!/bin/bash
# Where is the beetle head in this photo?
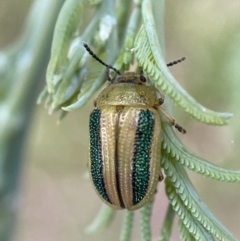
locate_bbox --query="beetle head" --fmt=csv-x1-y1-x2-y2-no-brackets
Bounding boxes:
112,72,147,85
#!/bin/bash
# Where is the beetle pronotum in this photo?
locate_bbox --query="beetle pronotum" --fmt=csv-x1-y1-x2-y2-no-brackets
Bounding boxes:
84,43,186,210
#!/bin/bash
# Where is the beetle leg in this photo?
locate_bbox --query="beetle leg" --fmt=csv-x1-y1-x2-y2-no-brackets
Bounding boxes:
153,87,165,108
159,172,164,182
153,98,164,109
158,106,186,134
158,89,165,104
153,90,164,108
155,172,164,194
153,89,186,134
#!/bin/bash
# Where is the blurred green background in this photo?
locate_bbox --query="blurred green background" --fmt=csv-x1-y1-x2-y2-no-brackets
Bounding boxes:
1,1,240,241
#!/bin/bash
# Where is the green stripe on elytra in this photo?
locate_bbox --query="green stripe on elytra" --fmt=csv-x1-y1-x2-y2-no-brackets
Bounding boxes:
89,109,110,203
132,109,155,205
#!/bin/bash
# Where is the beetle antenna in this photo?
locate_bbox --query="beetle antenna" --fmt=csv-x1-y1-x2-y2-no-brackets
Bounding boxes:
83,43,121,75
167,57,186,67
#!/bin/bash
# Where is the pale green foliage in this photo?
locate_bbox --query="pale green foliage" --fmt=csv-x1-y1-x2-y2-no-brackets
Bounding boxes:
158,204,175,241
162,121,240,182
46,0,83,93
40,0,240,240
120,210,134,241
86,204,116,233
0,1,66,240
178,219,213,241
134,25,232,126
162,154,238,241
140,199,154,241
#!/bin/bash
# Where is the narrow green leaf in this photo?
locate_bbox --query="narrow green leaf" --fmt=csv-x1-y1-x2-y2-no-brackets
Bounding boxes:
162,156,238,241
51,47,85,108
46,0,83,92
85,204,116,233
52,72,84,108
161,116,240,183
62,6,104,90
166,178,213,241
116,0,132,45
178,218,214,241
140,199,154,241
158,203,175,241
62,58,105,111
57,109,68,122
134,0,232,125
178,219,196,241
37,86,48,104
120,210,134,241
115,5,141,72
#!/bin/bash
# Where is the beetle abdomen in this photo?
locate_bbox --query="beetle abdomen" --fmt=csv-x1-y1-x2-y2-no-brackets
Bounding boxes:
89,106,161,210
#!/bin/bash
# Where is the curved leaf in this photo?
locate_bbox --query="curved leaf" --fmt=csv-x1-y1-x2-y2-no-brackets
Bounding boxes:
46,0,83,92
178,219,196,241
134,13,232,125
140,199,154,241
161,116,240,183
162,156,238,241
52,71,85,109
159,204,175,241
165,179,212,241
85,204,116,233
62,53,106,111
120,210,134,241
114,5,141,72
178,214,215,241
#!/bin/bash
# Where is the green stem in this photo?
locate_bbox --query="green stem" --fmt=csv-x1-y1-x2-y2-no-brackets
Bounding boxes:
140,199,154,241
120,210,134,241
117,0,132,45
86,204,116,233
0,1,65,240
158,204,175,241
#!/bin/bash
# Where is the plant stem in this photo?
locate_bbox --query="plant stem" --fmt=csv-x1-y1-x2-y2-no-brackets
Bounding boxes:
0,1,65,240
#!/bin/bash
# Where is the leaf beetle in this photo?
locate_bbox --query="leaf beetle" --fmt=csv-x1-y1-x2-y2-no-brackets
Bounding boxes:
84,43,186,210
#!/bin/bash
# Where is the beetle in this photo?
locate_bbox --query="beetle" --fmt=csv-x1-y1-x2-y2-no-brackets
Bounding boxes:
84,43,186,210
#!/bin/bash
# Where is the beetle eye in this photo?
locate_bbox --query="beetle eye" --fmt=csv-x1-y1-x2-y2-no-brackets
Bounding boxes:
140,75,146,82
